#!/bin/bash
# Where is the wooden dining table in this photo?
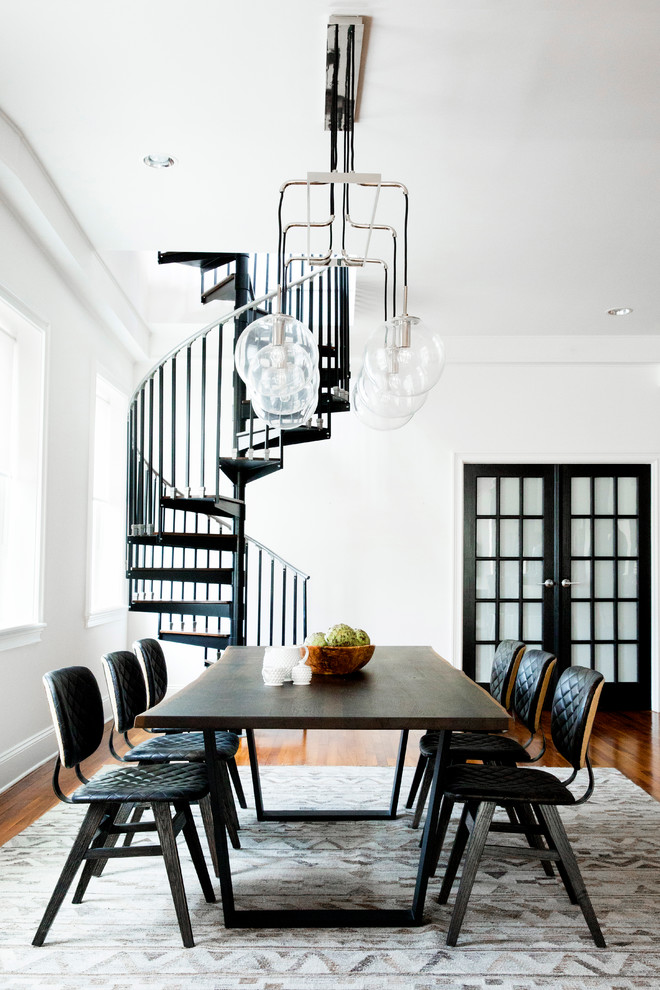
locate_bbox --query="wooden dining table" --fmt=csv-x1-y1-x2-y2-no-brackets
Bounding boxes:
134,644,509,929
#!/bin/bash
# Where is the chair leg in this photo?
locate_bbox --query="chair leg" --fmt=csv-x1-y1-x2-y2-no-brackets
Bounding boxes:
218,761,241,849
73,804,122,901
428,795,455,877
446,801,496,947
411,758,435,829
122,803,147,847
152,802,195,948
438,802,471,904
199,794,220,876
513,803,555,879
227,756,247,809
33,802,107,946
176,801,216,903
406,753,427,809
540,804,606,947
533,803,576,902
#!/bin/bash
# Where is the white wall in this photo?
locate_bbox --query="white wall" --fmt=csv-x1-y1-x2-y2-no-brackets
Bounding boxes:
0,198,136,791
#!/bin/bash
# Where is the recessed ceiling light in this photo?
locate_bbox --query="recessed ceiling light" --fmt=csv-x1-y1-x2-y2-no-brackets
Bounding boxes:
607,307,633,316
143,153,176,169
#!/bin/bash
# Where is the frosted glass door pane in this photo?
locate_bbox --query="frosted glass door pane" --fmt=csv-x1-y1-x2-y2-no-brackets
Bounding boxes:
594,518,614,557
618,644,638,682
523,518,543,556
476,645,495,682
571,560,591,598
500,520,519,556
477,519,496,556
618,477,637,515
571,477,591,514
523,477,543,515
618,603,637,640
618,561,637,598
500,561,519,599
523,603,542,641
593,561,613,599
477,477,497,515
571,519,591,556
522,560,543,598
572,644,591,666
572,602,591,639
476,602,496,640
595,644,615,680
618,519,638,557
594,602,613,640
500,477,520,515
594,477,614,515
500,603,519,639
476,561,496,598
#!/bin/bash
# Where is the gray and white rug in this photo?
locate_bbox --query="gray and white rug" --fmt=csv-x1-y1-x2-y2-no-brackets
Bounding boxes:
1,766,659,990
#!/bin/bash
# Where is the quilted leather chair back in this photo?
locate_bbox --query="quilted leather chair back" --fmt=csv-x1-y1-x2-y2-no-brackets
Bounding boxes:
512,649,557,733
101,651,147,733
43,666,105,768
489,640,525,709
550,665,604,769
133,638,168,709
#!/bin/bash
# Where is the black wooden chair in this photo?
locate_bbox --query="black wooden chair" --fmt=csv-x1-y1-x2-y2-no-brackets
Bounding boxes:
133,637,248,811
101,649,241,860
435,665,606,947
407,640,527,828
34,666,215,948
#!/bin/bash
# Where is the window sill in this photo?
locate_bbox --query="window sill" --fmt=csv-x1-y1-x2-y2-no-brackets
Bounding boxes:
0,623,46,652
85,606,128,628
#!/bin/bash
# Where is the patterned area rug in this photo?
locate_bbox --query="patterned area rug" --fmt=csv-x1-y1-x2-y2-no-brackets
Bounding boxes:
1,766,659,990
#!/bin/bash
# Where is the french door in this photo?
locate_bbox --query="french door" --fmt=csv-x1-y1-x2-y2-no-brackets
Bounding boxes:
463,464,651,709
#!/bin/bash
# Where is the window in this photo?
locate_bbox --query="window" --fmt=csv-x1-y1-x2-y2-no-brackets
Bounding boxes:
0,294,46,645
87,374,128,623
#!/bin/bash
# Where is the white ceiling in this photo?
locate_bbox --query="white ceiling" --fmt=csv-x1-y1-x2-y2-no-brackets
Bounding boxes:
1,0,659,341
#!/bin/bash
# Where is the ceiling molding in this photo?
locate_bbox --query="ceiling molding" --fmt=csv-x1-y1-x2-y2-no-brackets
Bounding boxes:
0,107,150,360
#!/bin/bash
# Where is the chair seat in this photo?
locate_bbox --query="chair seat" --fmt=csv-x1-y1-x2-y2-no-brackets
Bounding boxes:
127,730,240,763
72,762,209,803
419,730,532,763
443,763,575,806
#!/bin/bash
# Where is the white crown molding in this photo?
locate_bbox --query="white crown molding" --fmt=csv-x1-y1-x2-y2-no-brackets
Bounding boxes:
0,107,150,360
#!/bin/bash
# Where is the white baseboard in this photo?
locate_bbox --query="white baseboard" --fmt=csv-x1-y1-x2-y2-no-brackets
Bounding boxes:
0,694,113,795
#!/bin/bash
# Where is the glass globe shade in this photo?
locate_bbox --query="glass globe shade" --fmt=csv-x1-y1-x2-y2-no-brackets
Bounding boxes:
350,379,413,431
356,369,426,418
247,342,316,415
250,372,319,430
235,312,319,384
363,315,445,397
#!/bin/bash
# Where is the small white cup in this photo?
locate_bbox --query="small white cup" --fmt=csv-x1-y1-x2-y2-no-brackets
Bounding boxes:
291,662,312,685
263,645,309,682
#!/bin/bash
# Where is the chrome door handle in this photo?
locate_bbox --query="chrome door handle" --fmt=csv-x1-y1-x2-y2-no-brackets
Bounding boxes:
543,579,555,587
561,578,574,587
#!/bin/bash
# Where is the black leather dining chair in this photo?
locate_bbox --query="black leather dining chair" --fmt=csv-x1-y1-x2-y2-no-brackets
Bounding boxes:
34,665,215,948
435,665,606,947
133,637,248,811
408,640,529,828
101,649,241,860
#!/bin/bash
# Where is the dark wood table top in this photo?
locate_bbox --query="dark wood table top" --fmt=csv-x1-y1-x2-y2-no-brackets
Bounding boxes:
135,645,510,732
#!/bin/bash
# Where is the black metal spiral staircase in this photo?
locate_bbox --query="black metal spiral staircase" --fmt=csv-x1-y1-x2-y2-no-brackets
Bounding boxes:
126,253,351,659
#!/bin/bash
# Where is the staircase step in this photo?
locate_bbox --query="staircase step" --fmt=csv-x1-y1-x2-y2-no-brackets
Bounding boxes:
159,629,232,650
129,567,233,584
157,251,241,271
129,532,239,551
219,456,283,485
130,600,232,617
237,425,330,451
161,495,244,519
201,273,235,304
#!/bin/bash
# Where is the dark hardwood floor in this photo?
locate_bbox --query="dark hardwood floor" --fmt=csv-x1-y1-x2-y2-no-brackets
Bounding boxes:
1,709,658,846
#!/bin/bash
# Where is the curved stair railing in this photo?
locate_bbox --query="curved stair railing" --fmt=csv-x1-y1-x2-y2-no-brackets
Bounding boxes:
126,253,351,658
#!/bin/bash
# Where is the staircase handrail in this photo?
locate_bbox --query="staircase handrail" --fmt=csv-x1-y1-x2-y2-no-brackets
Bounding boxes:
130,266,327,404
245,535,310,581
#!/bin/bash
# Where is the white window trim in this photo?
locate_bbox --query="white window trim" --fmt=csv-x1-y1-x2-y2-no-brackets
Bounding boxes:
0,622,46,652
85,605,128,628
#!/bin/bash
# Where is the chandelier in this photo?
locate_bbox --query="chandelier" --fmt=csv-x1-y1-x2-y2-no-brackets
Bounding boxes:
235,15,445,431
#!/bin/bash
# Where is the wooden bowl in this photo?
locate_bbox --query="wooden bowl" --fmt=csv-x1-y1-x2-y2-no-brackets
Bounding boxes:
303,644,375,676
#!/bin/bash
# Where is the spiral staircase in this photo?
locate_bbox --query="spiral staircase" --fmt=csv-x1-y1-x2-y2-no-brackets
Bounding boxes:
126,252,352,659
